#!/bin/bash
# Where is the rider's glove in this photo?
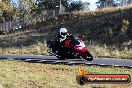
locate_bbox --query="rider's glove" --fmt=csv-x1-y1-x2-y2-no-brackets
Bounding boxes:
60,38,65,43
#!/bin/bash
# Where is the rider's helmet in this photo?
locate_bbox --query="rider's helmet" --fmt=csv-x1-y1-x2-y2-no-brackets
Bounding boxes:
59,28,68,37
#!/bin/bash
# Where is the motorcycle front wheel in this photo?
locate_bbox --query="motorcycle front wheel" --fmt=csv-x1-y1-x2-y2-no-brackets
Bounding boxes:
83,51,93,61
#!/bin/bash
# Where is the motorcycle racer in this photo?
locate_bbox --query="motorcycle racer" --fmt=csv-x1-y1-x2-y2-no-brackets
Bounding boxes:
57,28,73,45
46,28,93,60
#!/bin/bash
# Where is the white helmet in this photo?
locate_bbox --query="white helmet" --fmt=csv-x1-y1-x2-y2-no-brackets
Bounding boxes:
60,28,67,37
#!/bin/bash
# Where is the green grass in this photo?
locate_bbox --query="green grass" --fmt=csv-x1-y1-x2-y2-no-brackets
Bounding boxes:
0,60,132,88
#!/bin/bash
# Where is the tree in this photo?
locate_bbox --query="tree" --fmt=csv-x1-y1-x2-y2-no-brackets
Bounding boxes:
16,0,35,24
35,0,65,11
66,1,84,12
34,0,71,13
0,0,34,22
127,0,132,4
120,0,128,6
96,0,116,9
119,0,132,6
83,2,90,10
112,0,132,6
96,0,106,8
0,0,14,22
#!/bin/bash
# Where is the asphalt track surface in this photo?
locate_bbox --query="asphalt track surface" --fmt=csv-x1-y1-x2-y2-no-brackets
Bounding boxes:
0,54,132,68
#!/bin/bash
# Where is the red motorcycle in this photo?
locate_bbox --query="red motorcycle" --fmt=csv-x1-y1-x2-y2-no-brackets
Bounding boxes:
46,36,93,61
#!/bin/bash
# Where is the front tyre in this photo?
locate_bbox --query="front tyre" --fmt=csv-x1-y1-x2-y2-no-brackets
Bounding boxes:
83,51,93,61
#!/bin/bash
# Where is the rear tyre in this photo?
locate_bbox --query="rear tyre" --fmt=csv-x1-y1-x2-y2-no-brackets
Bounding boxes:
56,50,66,60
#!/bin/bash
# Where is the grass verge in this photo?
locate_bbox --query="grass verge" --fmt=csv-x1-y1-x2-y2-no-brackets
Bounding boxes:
0,42,48,55
87,44,132,59
0,60,132,88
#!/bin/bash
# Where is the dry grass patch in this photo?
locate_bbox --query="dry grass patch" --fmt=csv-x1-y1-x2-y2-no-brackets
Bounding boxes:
0,60,132,88
87,44,132,59
0,42,48,55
